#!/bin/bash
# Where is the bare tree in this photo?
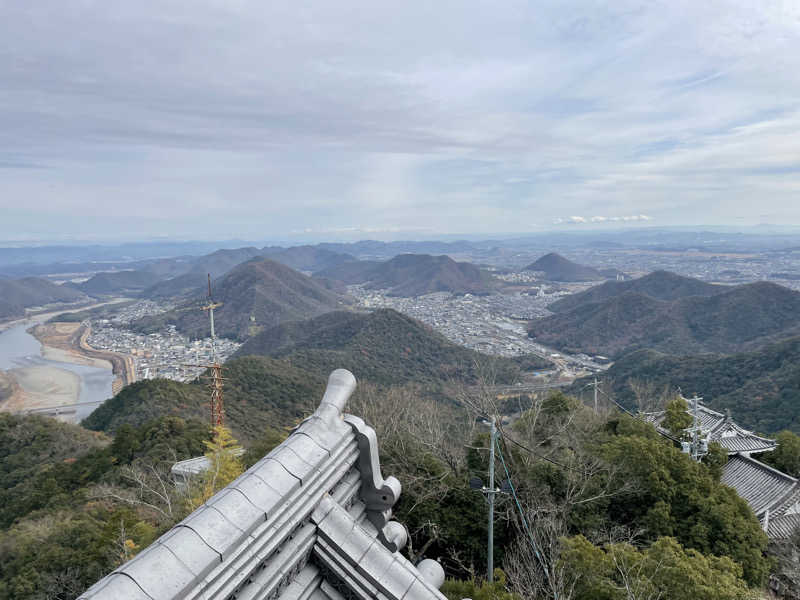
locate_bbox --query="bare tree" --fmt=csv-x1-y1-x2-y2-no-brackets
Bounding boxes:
504,511,577,600
769,530,800,599
607,546,664,600
90,459,180,525
628,379,674,414
349,382,476,512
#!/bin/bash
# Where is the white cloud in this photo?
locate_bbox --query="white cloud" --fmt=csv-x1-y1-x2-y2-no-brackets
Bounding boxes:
556,215,653,225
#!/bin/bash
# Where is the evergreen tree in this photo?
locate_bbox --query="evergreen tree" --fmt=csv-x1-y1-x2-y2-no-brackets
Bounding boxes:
663,396,693,439
187,425,244,509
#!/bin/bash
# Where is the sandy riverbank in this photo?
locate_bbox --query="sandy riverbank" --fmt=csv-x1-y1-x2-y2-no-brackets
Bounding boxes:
0,365,81,421
30,322,134,395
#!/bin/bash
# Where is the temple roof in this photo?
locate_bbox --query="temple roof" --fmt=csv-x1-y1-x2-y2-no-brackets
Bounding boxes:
768,514,800,540
80,369,450,600
721,454,798,518
643,402,777,455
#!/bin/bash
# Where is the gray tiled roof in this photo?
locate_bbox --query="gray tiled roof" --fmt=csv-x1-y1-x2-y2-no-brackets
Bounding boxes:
643,402,776,455
712,422,777,454
721,454,798,517
768,514,800,540
80,369,449,600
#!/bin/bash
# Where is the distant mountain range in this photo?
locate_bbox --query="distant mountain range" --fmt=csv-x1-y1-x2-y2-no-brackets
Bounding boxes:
261,246,355,273
591,337,800,434
315,253,496,296
132,258,348,340
0,277,86,320
523,253,605,282
72,246,355,300
142,247,266,298
528,271,800,357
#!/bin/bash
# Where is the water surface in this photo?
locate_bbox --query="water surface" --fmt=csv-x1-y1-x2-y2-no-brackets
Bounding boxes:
0,322,113,421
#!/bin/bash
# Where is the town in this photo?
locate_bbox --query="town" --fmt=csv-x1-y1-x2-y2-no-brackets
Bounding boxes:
86,300,241,382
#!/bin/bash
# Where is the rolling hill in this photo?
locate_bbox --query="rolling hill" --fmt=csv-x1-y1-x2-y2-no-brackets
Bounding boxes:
316,254,495,296
132,259,348,340
262,246,355,272
142,247,265,299
0,277,86,320
549,270,724,313
141,246,355,299
234,308,547,386
528,280,800,357
72,270,161,296
523,253,604,282
313,260,383,284
592,337,800,434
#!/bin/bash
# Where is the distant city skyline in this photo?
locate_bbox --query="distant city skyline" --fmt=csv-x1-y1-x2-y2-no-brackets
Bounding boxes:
2,1,799,241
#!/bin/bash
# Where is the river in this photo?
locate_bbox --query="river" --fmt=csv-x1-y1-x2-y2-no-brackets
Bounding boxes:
0,322,114,422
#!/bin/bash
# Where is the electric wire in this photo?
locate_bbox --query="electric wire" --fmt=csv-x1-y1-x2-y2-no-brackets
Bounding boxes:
494,437,558,599
498,430,588,475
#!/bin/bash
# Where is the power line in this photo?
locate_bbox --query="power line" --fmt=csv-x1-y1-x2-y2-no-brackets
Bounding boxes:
494,437,558,599
498,430,588,475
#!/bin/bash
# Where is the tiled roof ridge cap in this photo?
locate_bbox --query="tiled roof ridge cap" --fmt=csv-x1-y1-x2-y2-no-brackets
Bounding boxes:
732,452,798,484
719,421,776,444
695,401,724,418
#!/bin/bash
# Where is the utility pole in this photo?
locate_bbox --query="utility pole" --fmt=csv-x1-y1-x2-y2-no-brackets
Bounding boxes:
681,393,704,461
468,418,503,584
487,417,496,583
585,378,600,414
692,394,698,461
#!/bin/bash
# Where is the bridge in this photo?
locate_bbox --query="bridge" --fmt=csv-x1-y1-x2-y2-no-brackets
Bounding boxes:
12,399,104,419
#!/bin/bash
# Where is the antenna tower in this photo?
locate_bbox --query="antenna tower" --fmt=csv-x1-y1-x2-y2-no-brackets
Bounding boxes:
185,274,226,431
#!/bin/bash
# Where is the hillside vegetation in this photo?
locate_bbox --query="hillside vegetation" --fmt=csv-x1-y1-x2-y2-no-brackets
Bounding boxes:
235,309,547,386
82,356,325,442
0,277,86,320
133,259,347,340
590,337,800,433
549,270,724,313
529,278,800,357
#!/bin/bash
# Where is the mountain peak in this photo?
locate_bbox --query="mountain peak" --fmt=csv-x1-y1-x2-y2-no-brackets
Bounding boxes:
523,253,604,282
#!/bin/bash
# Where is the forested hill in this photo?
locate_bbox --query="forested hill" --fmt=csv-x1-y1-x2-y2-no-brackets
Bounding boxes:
235,308,547,386
82,356,325,442
522,252,603,281
0,277,86,320
132,259,348,340
71,270,161,296
261,245,355,272
549,270,724,313
141,247,266,299
315,254,496,296
528,280,800,358
590,336,800,434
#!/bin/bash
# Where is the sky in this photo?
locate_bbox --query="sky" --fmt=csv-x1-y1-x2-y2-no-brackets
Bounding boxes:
1,1,799,242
